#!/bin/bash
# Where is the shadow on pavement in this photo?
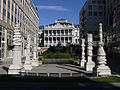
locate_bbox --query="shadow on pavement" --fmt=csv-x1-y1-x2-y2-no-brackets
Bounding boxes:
2,67,9,73
0,75,119,89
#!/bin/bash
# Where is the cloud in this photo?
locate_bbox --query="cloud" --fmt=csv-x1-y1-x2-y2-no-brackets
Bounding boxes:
37,5,70,11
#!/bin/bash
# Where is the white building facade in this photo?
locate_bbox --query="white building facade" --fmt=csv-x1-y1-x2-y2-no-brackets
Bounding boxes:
39,19,80,47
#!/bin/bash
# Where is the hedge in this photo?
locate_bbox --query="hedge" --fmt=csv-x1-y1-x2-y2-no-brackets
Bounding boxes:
41,51,75,59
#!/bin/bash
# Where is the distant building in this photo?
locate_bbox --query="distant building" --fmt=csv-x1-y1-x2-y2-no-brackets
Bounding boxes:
39,26,44,44
79,0,106,38
39,19,80,47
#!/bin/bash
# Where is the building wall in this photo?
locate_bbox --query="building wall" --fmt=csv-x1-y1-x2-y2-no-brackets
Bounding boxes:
79,0,106,38
0,0,39,61
105,0,120,64
106,0,120,44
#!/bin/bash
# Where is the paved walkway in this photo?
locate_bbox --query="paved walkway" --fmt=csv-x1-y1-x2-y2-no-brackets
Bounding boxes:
28,64,86,74
0,60,12,74
0,59,120,76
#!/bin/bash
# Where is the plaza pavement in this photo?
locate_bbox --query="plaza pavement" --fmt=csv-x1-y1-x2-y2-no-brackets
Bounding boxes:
0,59,120,76
0,60,120,89
28,64,87,74
0,60,12,75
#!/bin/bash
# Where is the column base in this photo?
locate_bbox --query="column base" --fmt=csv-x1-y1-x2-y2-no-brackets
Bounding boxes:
85,62,95,72
95,65,111,76
80,60,86,68
24,64,32,71
8,64,22,75
31,60,39,66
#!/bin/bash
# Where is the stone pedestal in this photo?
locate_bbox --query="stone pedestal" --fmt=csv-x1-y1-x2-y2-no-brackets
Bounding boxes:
24,35,32,71
80,39,86,68
8,24,23,74
32,36,39,66
85,34,95,72
94,23,111,76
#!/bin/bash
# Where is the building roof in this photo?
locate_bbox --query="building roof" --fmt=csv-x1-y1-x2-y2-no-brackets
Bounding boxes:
39,19,79,28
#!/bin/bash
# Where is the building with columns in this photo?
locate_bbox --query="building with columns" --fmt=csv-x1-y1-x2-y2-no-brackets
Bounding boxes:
39,19,80,47
0,0,39,61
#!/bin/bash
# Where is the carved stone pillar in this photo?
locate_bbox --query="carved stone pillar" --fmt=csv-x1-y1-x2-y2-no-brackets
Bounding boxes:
94,23,111,76
24,35,32,71
8,24,23,74
85,34,95,72
32,35,39,66
80,39,86,68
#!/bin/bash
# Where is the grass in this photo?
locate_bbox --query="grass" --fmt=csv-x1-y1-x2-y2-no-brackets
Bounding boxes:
91,76,120,83
0,76,120,83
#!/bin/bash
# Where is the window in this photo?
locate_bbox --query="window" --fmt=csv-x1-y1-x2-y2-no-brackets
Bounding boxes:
103,0,105,4
99,6,103,10
94,12,97,16
88,5,92,10
3,8,6,20
92,1,96,3
88,12,92,16
97,1,101,3
8,0,10,8
7,12,10,23
0,0,1,17
3,0,6,21
88,31,92,33
99,12,102,16
3,0,6,4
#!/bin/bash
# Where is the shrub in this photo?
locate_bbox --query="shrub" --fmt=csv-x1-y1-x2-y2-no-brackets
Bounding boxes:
42,51,79,59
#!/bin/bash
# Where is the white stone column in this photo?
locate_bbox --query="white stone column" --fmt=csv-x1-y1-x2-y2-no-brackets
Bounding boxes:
60,30,62,36
85,34,95,72
32,35,39,66
52,37,53,44
64,37,66,45
94,23,111,76
48,37,49,46
24,35,32,71
64,30,65,35
80,39,86,67
68,29,70,35
56,37,57,44
51,30,53,36
8,24,23,74
48,30,49,36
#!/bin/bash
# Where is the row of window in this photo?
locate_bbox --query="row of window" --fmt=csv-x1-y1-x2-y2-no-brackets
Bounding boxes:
0,0,38,40
88,5,105,10
92,0,105,4
88,11,105,16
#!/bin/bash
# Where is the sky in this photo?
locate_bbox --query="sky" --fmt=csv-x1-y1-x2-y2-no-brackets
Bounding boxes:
32,0,87,26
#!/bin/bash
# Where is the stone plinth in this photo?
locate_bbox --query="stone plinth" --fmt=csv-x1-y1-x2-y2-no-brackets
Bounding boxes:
8,24,23,74
85,34,95,72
